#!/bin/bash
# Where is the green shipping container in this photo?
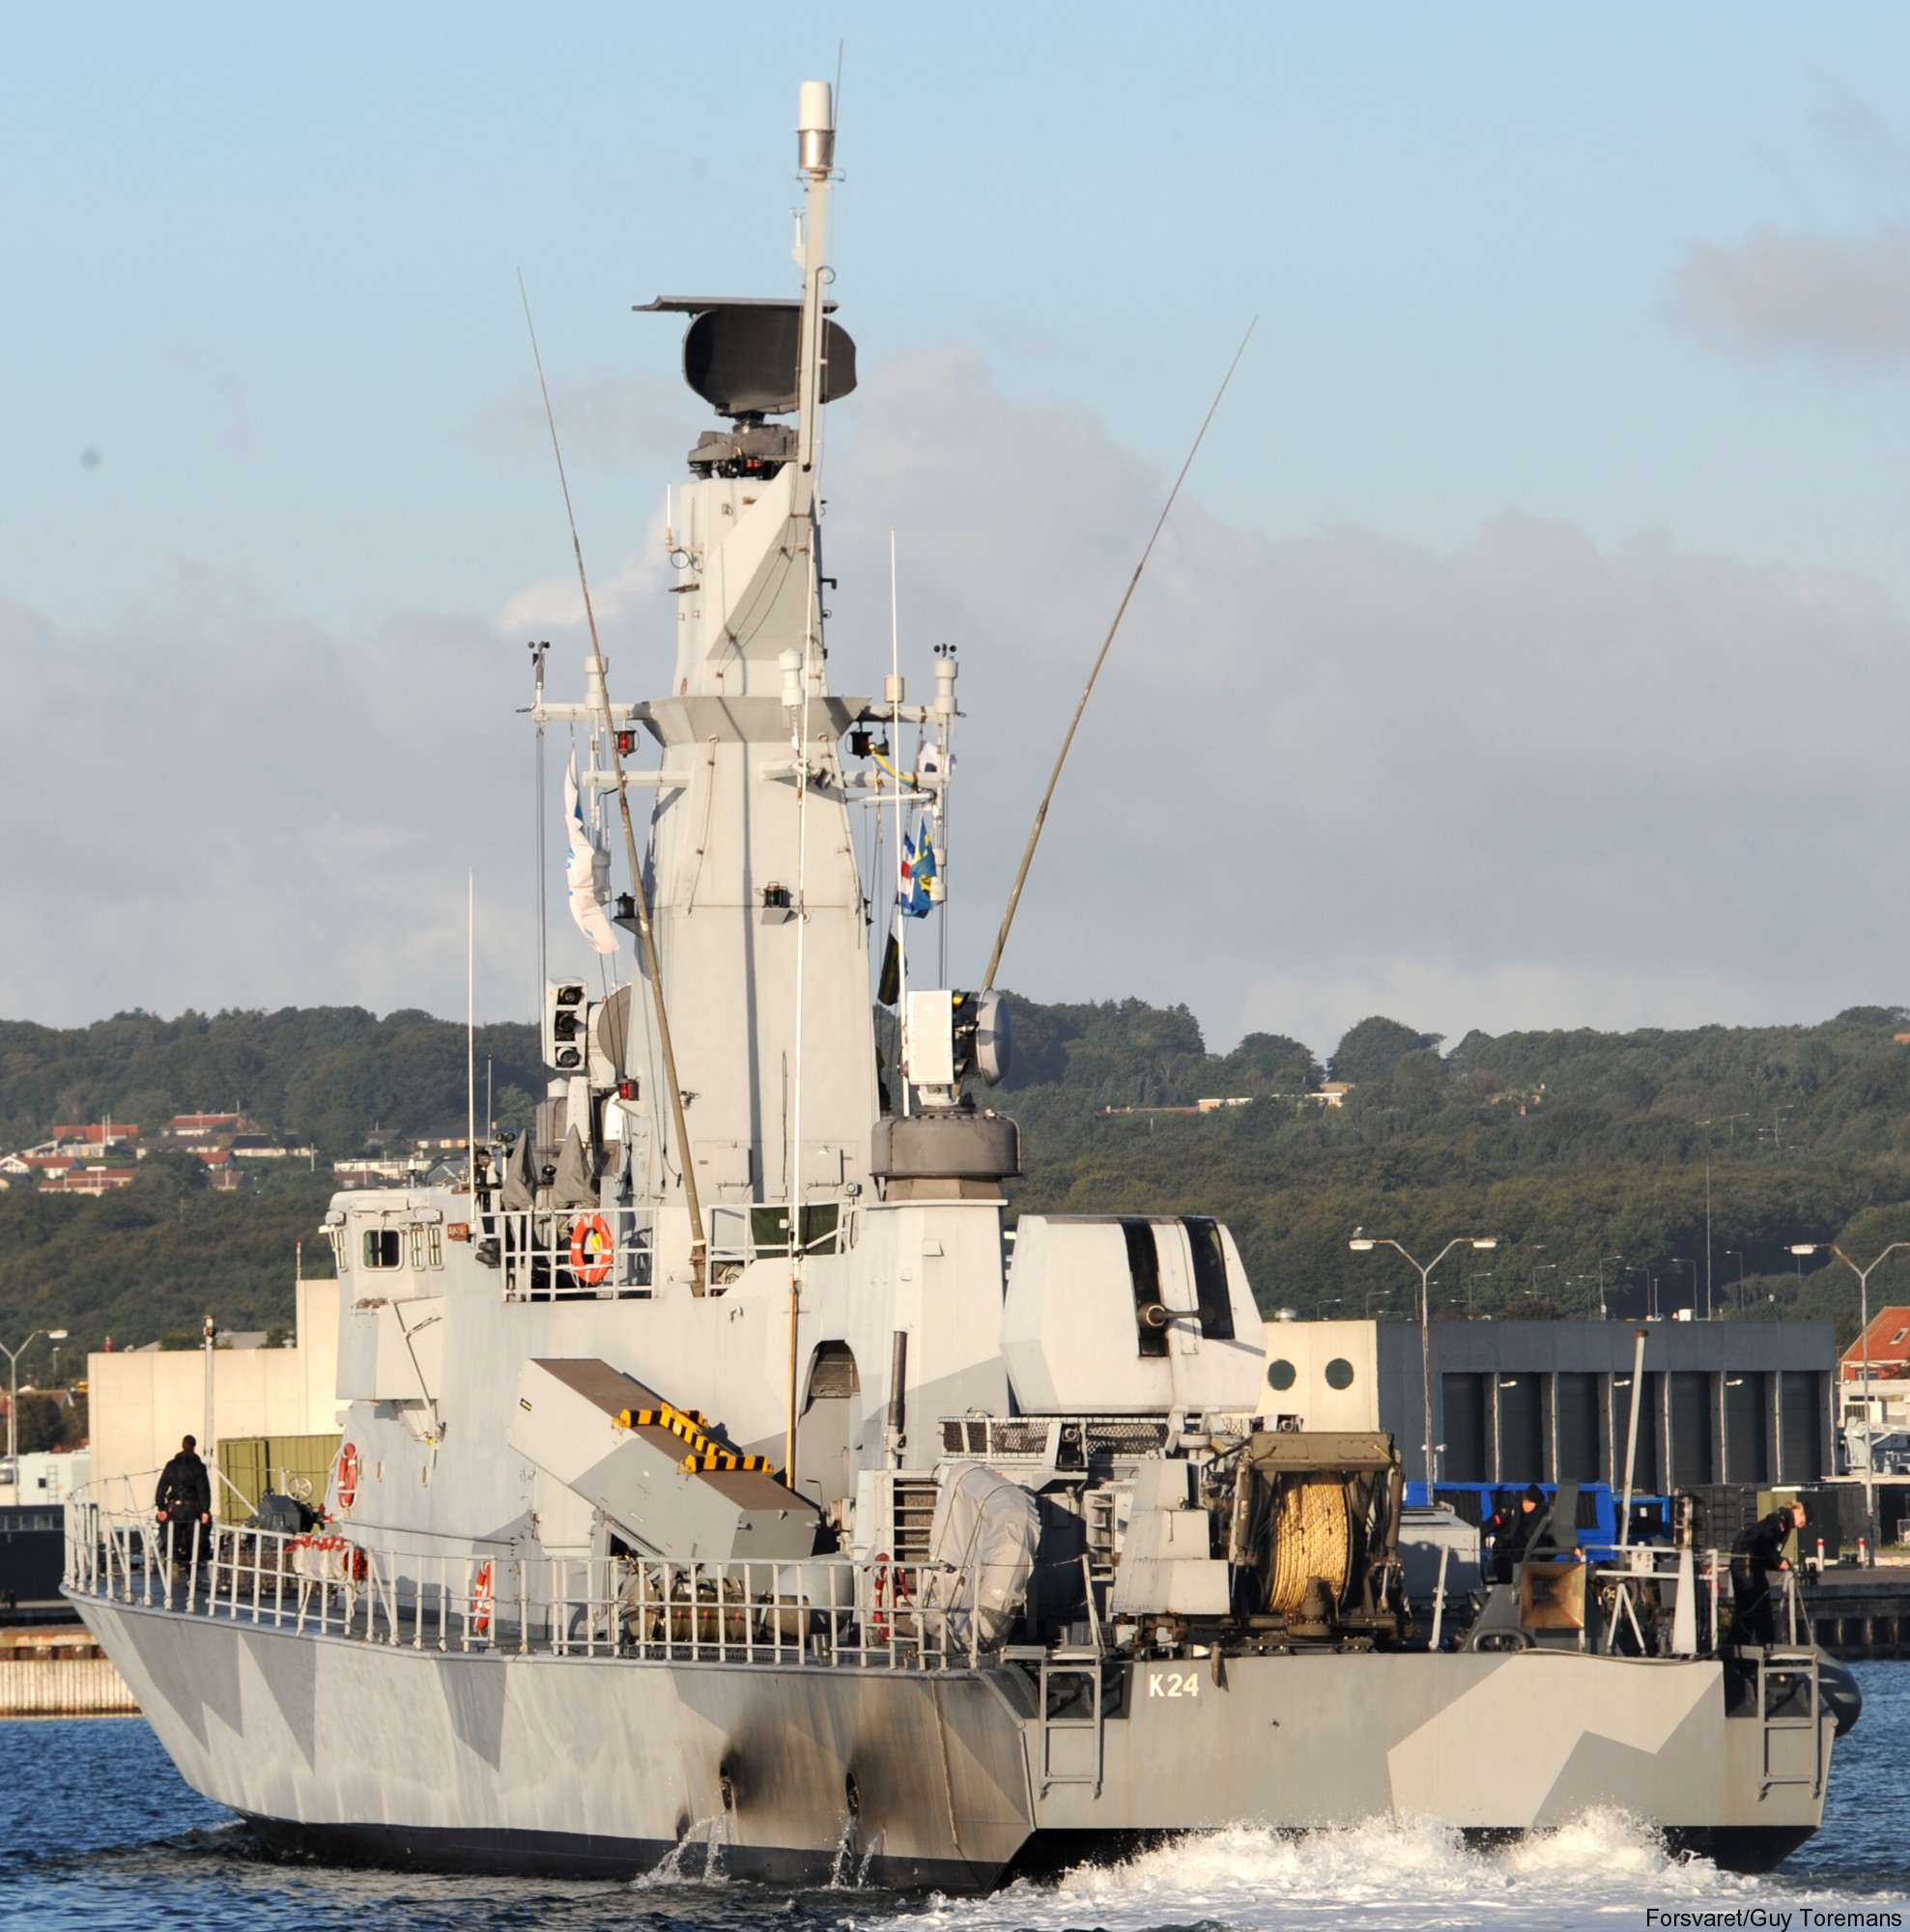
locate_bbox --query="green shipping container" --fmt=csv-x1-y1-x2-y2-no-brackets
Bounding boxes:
214,1434,341,1521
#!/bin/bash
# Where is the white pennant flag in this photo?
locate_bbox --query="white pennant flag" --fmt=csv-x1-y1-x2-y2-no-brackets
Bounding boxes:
563,751,619,956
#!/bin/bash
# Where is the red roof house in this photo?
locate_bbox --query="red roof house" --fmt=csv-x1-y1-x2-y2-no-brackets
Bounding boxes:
1839,1306,1910,1381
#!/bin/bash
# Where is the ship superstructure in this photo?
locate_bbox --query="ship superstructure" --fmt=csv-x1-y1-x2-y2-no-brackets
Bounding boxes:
66,82,1855,1886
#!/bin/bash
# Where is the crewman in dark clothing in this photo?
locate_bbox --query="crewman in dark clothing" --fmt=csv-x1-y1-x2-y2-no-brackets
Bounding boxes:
1730,1501,1807,1645
1485,1485,1549,1583
155,1435,213,1572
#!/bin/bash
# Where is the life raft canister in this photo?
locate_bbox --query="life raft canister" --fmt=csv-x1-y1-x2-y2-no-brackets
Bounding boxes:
335,1442,360,1512
569,1213,613,1286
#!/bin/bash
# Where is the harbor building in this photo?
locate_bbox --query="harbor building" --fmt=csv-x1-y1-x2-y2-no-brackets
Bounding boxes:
1259,1317,1837,1490
1839,1304,1910,1434
85,1274,340,1516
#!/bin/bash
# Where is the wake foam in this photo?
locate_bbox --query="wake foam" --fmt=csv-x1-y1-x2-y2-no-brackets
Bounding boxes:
883,1810,1753,1932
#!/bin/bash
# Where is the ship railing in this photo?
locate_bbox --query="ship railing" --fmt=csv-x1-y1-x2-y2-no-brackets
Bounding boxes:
938,1414,1173,1463
1623,1546,1813,1654
1586,1543,1742,1655
65,1502,986,1672
479,1204,656,1300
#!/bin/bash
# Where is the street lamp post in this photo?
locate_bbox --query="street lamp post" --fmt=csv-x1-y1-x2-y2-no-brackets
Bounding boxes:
1351,1235,1499,1489
1724,1250,1747,1311
1672,1258,1698,1320
1597,1253,1623,1320
1,1327,70,1466
1790,1239,1910,1561
1635,1268,1661,1320
1622,1263,1651,1318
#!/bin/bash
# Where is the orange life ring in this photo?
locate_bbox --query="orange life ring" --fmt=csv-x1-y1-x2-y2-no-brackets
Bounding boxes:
335,1442,359,1512
472,1559,495,1636
870,1551,911,1643
870,1551,891,1642
569,1213,613,1286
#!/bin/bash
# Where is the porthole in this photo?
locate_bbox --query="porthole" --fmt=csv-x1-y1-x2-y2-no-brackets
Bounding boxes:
1267,1358,1297,1392
1325,1356,1355,1390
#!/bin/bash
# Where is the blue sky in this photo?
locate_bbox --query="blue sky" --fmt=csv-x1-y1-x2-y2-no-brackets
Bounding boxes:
6,6,1910,1051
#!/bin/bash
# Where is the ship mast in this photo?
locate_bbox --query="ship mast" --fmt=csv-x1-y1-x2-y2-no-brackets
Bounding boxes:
784,76,837,1477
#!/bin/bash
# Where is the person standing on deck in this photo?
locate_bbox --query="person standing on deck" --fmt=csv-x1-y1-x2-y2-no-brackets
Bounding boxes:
155,1434,213,1577
1730,1501,1807,1644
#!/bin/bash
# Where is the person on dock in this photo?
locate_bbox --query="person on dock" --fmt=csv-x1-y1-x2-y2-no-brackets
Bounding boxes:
1730,1501,1807,1645
155,1435,213,1582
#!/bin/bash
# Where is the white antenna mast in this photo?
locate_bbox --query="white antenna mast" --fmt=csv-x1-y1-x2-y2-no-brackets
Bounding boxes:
519,272,708,1292
890,529,908,1119
467,869,476,1189
530,640,548,1038
784,77,837,1481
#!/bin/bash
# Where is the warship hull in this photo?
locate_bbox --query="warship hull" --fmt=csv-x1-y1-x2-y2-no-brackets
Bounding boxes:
72,1594,1833,1885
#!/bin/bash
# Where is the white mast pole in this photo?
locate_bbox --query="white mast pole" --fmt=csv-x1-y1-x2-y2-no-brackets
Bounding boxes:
785,557,814,1482
891,530,909,1119
784,79,837,1482
468,870,477,1189
793,81,835,495
532,642,548,1024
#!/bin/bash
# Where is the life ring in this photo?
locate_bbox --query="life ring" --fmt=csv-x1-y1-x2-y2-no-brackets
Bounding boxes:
472,1559,495,1636
569,1213,613,1286
869,1551,911,1643
870,1551,891,1642
335,1442,359,1512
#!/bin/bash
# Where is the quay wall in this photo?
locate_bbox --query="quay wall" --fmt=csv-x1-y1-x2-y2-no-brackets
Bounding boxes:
0,1629,139,1718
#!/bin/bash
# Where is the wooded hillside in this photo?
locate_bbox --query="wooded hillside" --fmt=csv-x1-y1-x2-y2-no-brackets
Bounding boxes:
5,996,1907,1354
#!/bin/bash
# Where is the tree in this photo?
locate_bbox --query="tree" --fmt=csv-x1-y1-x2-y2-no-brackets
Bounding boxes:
1218,1033,1323,1094
494,1086,537,1135
131,1150,209,1196
13,1390,62,1454
1330,1016,1440,1086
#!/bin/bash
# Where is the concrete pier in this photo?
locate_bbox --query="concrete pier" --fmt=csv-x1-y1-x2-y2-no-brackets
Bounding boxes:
1803,1567,1910,1660
0,1625,139,1718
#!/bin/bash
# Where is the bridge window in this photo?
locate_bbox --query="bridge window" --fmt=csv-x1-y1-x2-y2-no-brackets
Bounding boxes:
361,1228,401,1269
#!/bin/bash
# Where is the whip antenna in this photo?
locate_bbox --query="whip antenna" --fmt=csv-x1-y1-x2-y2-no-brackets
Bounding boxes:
518,271,708,1292
982,319,1256,989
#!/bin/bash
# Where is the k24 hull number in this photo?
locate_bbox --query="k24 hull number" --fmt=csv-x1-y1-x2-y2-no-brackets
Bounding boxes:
1147,1669,1199,1699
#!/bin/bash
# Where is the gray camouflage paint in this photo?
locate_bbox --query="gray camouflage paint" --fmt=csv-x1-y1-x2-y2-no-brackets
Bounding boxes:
75,1598,1831,1886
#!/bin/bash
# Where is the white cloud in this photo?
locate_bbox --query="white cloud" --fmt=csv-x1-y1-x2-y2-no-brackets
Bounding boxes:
1667,224,1910,364
467,369,687,474
6,349,1909,1063
497,523,670,636
1801,68,1910,189
0,566,536,1026
818,350,1910,1055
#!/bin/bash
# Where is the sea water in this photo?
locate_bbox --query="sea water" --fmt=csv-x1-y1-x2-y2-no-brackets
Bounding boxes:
2,1664,1905,1932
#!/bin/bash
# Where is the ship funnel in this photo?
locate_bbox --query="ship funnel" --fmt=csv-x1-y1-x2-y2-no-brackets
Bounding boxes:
798,81,835,175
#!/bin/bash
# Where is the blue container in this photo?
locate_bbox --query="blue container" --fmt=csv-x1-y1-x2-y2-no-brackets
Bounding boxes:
1402,1480,1669,1555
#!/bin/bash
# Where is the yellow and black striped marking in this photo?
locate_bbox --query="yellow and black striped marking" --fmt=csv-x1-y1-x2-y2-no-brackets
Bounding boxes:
616,1401,777,1477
